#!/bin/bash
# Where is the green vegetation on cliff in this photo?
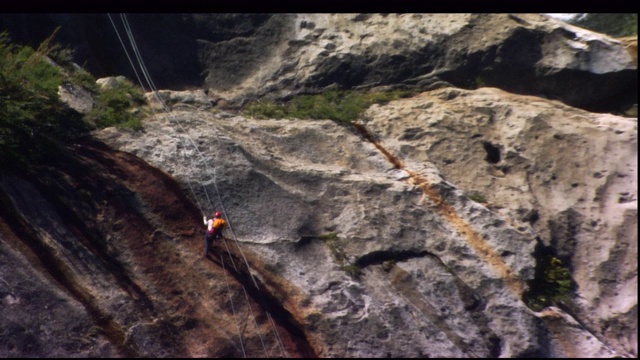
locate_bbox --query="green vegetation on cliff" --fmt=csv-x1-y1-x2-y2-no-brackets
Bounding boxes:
243,88,416,124
319,232,363,279
0,29,145,169
85,78,146,130
0,30,87,168
523,243,577,312
570,13,638,37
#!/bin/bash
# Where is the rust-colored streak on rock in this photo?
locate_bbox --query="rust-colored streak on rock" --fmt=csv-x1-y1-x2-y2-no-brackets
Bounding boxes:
353,122,524,297
0,137,315,357
352,123,404,169
409,170,524,296
77,139,316,357
209,242,319,358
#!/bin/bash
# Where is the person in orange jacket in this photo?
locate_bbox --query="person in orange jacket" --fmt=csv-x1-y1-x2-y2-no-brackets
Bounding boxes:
203,211,227,257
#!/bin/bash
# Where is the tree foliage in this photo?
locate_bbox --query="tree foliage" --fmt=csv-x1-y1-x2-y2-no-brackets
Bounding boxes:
1,29,146,169
523,249,577,312
0,29,78,167
569,13,638,37
85,78,146,130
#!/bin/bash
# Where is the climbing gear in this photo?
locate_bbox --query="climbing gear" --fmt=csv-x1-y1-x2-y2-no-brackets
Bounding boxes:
215,211,221,218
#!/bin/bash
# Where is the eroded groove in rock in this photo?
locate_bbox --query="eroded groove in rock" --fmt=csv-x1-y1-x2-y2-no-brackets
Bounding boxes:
354,249,429,268
209,249,318,358
424,252,503,357
26,165,157,311
389,265,491,357
0,188,137,358
79,139,317,357
352,122,525,297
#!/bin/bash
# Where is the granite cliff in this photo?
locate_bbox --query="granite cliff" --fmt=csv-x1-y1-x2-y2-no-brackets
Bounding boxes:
0,13,636,357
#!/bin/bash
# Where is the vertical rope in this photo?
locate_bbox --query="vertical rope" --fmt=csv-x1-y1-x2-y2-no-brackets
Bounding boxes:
107,14,145,91
109,13,287,357
267,311,289,357
221,254,247,358
240,285,269,357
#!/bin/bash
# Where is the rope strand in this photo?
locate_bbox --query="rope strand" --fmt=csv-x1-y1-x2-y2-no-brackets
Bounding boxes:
109,13,288,357
221,254,247,358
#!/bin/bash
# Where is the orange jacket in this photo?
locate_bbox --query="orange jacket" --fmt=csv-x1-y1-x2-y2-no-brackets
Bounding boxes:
206,217,226,234
212,218,226,231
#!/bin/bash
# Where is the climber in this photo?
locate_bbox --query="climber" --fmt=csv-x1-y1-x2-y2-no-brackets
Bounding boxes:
203,211,227,257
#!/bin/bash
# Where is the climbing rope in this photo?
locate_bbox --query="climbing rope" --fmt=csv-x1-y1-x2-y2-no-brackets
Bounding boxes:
108,14,213,229
177,139,207,217
118,14,265,295
108,13,287,357
239,285,269,356
108,13,255,357
116,15,288,356
221,254,247,358
107,14,144,89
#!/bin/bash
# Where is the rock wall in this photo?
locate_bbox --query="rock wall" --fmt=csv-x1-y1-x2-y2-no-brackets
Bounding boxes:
0,141,313,357
1,13,636,112
0,13,637,358
93,84,636,356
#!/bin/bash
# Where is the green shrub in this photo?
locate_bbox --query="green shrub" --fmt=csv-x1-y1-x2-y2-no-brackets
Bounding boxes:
320,232,348,264
69,67,99,94
243,88,417,125
473,76,486,89
0,29,122,169
318,232,338,241
85,78,146,130
49,46,75,68
570,13,638,37
523,254,576,312
243,99,287,119
43,27,99,93
340,264,363,279
0,30,70,166
468,193,487,203
319,232,363,279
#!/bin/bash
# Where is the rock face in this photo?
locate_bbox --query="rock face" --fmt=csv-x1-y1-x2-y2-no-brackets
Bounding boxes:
0,140,313,358
358,87,638,357
92,84,636,357
58,82,93,114
0,13,637,358
210,13,636,113
0,13,636,112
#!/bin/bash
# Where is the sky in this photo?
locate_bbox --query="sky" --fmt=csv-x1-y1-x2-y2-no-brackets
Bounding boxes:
544,13,587,22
